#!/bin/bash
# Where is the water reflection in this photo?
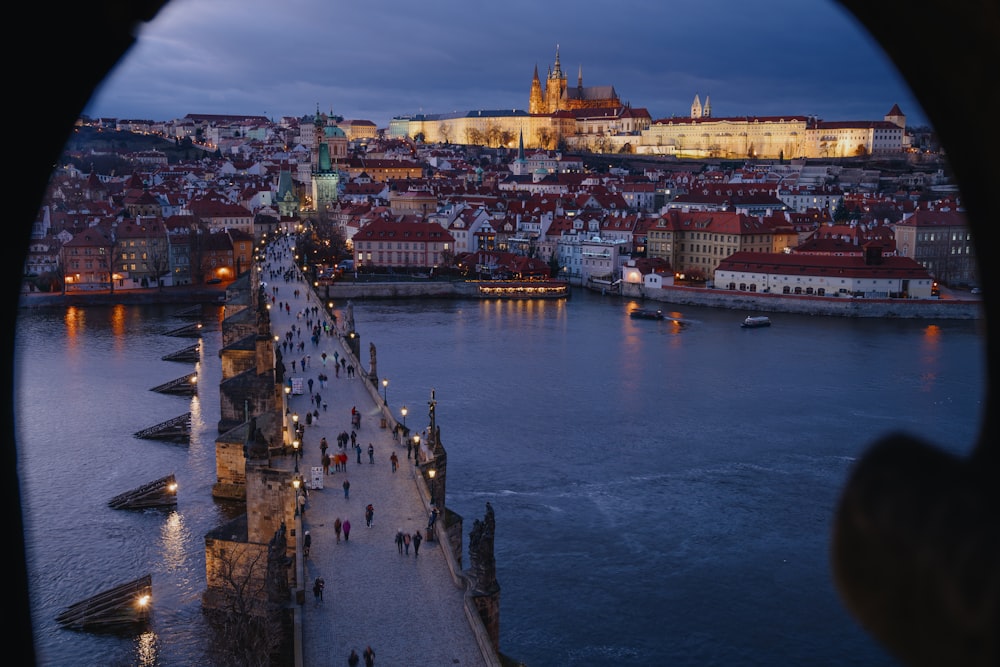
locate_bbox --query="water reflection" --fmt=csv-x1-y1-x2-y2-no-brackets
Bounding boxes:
161,510,186,570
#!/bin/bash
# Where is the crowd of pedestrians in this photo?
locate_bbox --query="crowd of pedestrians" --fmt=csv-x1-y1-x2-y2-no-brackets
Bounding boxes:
261,233,468,667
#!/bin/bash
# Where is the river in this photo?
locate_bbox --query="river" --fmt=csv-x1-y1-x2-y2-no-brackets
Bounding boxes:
15,291,987,666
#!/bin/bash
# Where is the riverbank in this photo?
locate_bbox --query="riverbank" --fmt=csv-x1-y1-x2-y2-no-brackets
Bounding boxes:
324,280,984,319
619,282,985,319
20,279,982,319
17,284,229,309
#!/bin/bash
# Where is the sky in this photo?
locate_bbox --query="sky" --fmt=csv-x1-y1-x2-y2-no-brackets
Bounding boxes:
82,0,930,130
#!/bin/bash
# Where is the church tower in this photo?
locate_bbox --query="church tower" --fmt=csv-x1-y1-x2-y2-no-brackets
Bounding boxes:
703,95,711,118
310,107,344,212
691,94,703,119
884,103,906,129
545,46,567,114
529,65,545,115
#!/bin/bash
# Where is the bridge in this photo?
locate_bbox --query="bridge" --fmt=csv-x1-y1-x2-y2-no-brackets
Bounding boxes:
262,238,501,666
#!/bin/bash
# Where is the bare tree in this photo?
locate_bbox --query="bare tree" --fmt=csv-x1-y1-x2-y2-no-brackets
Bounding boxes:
149,249,170,289
466,127,485,146
439,121,451,144
108,238,119,294
204,543,286,667
536,127,554,150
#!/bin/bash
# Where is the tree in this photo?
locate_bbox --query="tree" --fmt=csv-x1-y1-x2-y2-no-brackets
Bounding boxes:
439,247,454,270
107,239,119,294
465,127,485,146
485,122,503,148
536,127,554,150
149,249,170,289
833,203,852,222
204,543,286,667
548,253,560,278
439,122,451,144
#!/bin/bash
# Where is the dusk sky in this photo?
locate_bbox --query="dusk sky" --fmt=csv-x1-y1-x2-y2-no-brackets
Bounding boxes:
82,0,930,130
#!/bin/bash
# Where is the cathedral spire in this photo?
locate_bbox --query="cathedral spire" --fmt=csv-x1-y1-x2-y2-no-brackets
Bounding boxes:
552,44,562,78
578,64,583,88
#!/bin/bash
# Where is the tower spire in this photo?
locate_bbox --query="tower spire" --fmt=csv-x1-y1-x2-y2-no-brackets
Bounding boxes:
578,64,583,88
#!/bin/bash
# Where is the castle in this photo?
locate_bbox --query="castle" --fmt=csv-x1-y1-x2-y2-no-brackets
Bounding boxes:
529,46,621,114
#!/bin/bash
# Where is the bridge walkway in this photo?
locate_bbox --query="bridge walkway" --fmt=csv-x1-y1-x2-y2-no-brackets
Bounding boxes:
264,240,493,667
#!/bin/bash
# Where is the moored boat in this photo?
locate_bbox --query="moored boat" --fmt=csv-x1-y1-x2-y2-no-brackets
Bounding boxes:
741,315,771,328
474,280,569,299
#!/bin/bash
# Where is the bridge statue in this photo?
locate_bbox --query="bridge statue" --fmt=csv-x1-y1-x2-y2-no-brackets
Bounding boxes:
468,502,498,595
345,300,355,333
369,341,377,379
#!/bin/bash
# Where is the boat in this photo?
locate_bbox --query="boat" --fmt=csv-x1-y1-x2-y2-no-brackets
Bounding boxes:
630,308,665,320
741,315,771,328
473,280,569,299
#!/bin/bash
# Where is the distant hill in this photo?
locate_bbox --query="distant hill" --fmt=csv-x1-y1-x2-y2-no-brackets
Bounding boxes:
61,126,212,168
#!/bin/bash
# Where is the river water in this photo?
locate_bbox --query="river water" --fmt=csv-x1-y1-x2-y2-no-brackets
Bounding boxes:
15,291,987,666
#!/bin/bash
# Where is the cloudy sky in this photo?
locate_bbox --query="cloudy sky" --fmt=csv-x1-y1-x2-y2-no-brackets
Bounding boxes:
83,0,929,129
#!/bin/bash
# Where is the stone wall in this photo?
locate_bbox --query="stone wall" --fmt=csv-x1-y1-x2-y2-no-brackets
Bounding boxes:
621,282,983,319
220,339,256,380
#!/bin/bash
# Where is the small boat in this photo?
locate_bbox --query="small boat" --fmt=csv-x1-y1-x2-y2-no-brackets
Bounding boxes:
741,315,771,328
630,308,665,320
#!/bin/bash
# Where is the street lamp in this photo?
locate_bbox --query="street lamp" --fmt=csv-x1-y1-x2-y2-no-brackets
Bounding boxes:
427,467,437,507
292,437,300,472
400,405,407,429
292,477,301,517
382,378,389,404
413,434,421,466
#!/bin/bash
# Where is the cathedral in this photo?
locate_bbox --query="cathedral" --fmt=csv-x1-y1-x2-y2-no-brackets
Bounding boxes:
528,46,621,115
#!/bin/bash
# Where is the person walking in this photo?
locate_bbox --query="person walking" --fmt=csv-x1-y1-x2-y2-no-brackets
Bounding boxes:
343,478,351,499
367,443,374,464
303,530,311,557
312,576,324,604
412,529,422,557
365,503,374,528
356,443,362,465
390,451,398,473
342,519,351,542
322,452,331,475
395,529,404,554
363,645,375,667
348,649,359,666
406,438,412,459
320,436,329,457
334,517,342,543
403,531,411,555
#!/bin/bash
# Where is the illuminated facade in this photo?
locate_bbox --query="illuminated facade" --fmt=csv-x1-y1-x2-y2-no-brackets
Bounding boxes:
636,101,906,159
528,46,621,115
